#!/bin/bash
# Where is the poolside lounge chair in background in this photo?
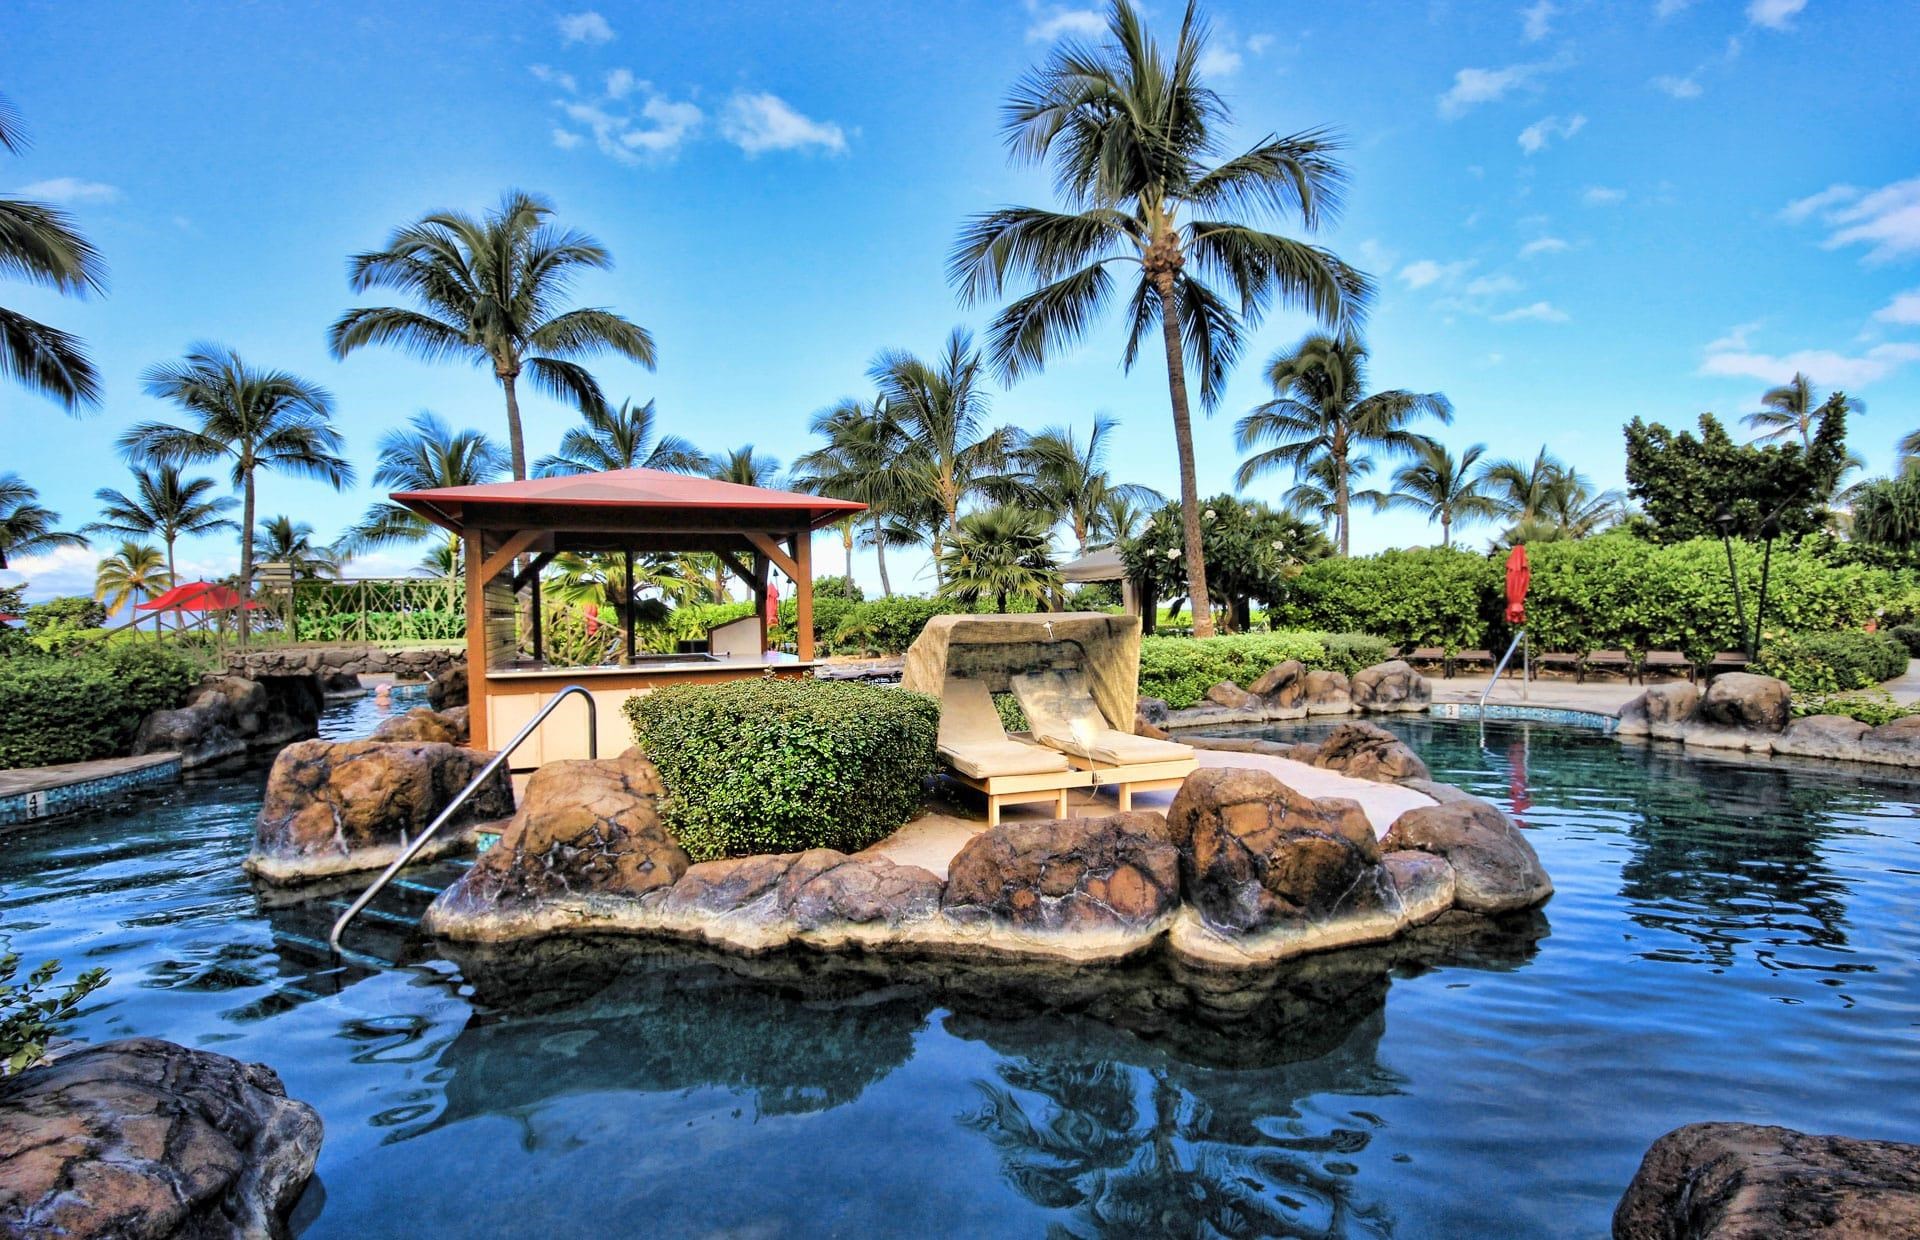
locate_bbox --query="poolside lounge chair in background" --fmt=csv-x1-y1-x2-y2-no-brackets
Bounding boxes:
936,676,1091,827
1010,669,1197,811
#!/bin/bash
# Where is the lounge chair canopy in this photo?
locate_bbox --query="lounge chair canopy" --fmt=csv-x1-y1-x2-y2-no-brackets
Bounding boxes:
901,612,1141,734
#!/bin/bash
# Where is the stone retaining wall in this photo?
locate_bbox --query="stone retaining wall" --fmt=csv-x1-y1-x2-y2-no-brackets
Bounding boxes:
224,644,464,683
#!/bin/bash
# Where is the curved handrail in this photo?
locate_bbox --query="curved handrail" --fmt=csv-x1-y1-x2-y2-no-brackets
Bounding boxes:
328,684,597,951
1480,630,1529,707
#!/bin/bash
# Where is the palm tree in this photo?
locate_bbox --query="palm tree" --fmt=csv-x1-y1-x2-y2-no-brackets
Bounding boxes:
792,397,910,596
0,94,104,412
84,465,238,582
1235,333,1450,555
94,541,171,625
1387,438,1499,549
253,515,342,580
870,329,1024,572
710,445,783,489
345,411,508,559
329,190,655,480
937,505,1061,613
950,0,1370,636
1016,416,1163,554
119,345,353,627
1091,490,1153,548
1485,447,1580,524
533,398,709,477
1744,373,1862,448
0,474,86,570
1277,452,1388,534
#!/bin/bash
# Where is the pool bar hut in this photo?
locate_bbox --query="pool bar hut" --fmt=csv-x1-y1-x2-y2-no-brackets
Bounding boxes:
390,468,865,763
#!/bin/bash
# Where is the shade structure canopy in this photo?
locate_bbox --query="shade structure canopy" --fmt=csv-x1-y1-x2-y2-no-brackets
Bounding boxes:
1059,547,1126,584
137,581,261,612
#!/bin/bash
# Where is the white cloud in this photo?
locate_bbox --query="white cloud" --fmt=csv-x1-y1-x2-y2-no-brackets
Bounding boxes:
13,177,120,205
1874,289,1920,326
1746,0,1807,30
1438,63,1547,119
1782,177,1920,264
1354,238,1400,274
1399,259,1473,289
605,68,638,100
1701,342,1920,388
7,545,97,600
1520,236,1571,258
1651,73,1703,98
720,92,848,156
561,94,704,162
1025,3,1104,41
1780,182,1858,222
1655,0,1699,17
551,128,584,150
1493,300,1571,323
1583,185,1627,206
1247,33,1275,53
1198,46,1243,76
1466,273,1523,296
1522,1,1555,41
1518,113,1586,155
557,10,614,45
1706,321,1764,352
530,63,579,94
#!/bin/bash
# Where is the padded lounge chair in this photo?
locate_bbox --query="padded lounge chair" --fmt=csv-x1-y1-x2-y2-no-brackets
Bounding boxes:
1010,669,1197,811
937,677,1091,827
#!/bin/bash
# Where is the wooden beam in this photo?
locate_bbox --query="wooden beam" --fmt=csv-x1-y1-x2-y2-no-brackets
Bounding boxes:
463,531,490,749
623,549,637,665
479,529,544,584
715,549,757,588
794,529,814,662
511,550,556,592
744,531,801,582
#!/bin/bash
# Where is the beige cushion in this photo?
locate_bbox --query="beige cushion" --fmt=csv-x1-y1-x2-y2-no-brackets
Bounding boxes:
1032,727,1193,766
938,676,1070,778
940,739,1071,779
1012,668,1193,766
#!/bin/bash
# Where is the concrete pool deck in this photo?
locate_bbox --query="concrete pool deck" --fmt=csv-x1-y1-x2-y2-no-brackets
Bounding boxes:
0,753,183,827
864,748,1436,879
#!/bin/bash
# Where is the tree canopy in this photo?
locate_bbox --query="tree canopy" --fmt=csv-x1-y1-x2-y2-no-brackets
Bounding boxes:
1623,397,1850,542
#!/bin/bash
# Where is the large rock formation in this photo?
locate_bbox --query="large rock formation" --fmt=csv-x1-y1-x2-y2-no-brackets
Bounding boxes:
941,813,1180,955
226,644,463,685
1696,672,1791,733
1312,721,1432,783
1351,660,1432,713
1381,797,1552,914
1616,682,1702,740
650,849,943,954
246,738,513,884
1617,671,1920,769
1614,1122,1920,1239
371,705,469,744
1249,659,1307,712
426,665,468,711
1303,669,1352,715
131,673,323,770
0,1038,322,1238
423,747,687,940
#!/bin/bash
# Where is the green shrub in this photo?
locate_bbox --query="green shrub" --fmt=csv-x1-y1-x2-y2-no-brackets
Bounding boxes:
0,643,199,768
1139,631,1327,708
1271,548,1496,654
24,596,106,634
626,677,939,861
1321,632,1394,676
1789,689,1919,726
0,954,107,1074
993,692,1027,733
1889,625,1920,657
829,596,967,655
772,595,856,653
1751,630,1909,694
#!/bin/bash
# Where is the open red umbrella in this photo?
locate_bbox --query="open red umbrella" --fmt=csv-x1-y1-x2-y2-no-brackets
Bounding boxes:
1504,545,1530,626
136,581,261,611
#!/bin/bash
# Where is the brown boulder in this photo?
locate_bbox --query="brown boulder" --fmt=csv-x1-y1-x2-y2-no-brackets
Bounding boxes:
1381,796,1551,913
1249,659,1307,709
1696,672,1791,733
1303,669,1352,715
942,813,1180,935
1313,721,1432,782
1350,660,1432,713
1203,679,1264,711
0,1037,322,1239
371,705,469,744
426,664,468,711
660,848,941,934
1614,1122,1920,1239
1862,714,1920,765
247,737,513,883
1773,714,1871,761
1617,682,1702,739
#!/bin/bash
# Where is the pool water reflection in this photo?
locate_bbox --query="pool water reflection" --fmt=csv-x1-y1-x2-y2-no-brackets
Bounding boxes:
0,709,1916,1236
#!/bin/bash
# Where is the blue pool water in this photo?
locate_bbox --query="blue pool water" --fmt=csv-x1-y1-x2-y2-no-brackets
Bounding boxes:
2,705,1918,1236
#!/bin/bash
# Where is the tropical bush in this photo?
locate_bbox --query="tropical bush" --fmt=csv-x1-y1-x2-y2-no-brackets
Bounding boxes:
0,643,199,768
0,954,108,1075
626,677,939,861
1751,630,1909,694
828,596,968,655
23,596,107,634
1270,548,1496,654
1138,630,1390,708
1789,689,1919,726
1888,625,1920,657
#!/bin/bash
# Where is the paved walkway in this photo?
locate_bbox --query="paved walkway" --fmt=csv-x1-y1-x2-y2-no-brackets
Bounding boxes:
864,748,1434,879
1882,659,1920,704
1430,675,1647,715
0,753,180,797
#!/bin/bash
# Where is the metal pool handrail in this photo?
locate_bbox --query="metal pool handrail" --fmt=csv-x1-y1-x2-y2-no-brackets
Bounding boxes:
327,685,597,952
1481,630,1530,707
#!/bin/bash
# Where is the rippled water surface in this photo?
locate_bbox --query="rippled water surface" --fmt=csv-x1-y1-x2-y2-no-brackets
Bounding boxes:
3,704,1919,1237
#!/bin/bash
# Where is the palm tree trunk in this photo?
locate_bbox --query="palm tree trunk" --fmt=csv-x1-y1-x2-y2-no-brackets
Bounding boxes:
1441,511,1451,550
164,535,176,635
1155,279,1215,638
841,520,854,578
238,469,255,642
872,517,893,597
501,371,528,481
1334,431,1351,557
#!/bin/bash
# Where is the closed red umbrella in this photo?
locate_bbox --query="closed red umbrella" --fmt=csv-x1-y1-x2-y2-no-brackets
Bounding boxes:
1504,545,1530,625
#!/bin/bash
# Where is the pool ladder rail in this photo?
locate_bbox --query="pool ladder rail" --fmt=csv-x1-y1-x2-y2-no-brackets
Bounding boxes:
327,684,597,952
1480,629,1531,707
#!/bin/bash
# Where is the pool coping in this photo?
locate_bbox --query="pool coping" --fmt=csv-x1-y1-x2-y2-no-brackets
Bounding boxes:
0,753,183,828
1429,703,1620,733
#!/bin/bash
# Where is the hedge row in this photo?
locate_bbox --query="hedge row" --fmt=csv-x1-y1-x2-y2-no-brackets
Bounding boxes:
1751,630,1909,694
0,645,200,768
1139,631,1392,709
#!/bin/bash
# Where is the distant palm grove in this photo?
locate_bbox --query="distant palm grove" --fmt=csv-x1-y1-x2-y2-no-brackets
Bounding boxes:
1,0,1915,653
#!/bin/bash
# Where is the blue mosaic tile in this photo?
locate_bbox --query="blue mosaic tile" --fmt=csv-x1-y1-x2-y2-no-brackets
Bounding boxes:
1428,702,1619,733
0,758,183,827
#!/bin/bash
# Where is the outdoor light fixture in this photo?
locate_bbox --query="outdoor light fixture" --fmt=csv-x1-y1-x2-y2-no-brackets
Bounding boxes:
1714,508,1752,659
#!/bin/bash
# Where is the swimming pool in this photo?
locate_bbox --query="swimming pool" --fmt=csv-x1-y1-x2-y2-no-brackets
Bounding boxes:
2,706,1917,1236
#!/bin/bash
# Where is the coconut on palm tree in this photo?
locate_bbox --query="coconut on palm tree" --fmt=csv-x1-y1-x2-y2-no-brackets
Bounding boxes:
793,397,910,595
534,399,709,477
0,474,86,570
950,0,1370,636
1235,333,1450,555
1743,373,1862,448
94,542,171,628
1016,416,1163,554
329,190,655,480
84,465,238,582
0,94,104,412
937,505,1061,614
119,345,353,629
345,411,508,561
1387,438,1498,549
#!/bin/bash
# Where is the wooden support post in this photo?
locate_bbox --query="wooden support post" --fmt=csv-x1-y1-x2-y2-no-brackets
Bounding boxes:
794,529,814,662
530,565,544,663
623,549,637,665
464,530,489,749
752,552,770,655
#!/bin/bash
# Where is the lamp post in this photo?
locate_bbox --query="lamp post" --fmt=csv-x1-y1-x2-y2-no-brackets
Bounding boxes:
1714,509,1752,659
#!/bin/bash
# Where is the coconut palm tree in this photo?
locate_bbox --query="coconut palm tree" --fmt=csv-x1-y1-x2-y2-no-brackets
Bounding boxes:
84,465,238,582
1484,447,1580,524
252,515,342,580
792,397,910,595
1387,438,1499,549
344,411,509,559
870,329,1025,572
710,445,783,489
950,0,1370,635
93,541,171,625
936,505,1061,613
328,190,655,480
0,474,86,570
0,94,104,412
1276,452,1388,534
1743,373,1862,449
119,345,353,627
533,398,709,477
1015,416,1163,554
1091,490,1153,548
1234,333,1450,555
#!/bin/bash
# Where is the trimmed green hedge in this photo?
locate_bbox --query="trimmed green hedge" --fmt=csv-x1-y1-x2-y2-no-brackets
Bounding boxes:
1751,630,1909,694
626,677,939,861
0,645,199,768
1138,631,1392,709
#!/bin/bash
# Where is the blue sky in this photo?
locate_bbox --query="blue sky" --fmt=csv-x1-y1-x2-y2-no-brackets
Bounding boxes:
4,0,1918,600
